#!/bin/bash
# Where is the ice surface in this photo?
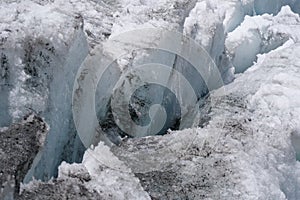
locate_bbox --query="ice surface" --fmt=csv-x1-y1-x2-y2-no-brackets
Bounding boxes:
0,0,89,181
184,0,300,78
19,142,151,199
22,38,300,199
80,142,150,199
20,41,300,199
226,6,300,73
1,0,300,199
109,41,300,199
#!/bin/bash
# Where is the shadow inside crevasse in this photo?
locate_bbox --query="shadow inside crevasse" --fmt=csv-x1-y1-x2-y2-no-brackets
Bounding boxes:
95,49,209,145
291,131,300,161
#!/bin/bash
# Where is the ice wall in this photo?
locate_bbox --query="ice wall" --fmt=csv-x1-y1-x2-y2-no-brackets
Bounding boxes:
75,28,219,147
292,131,300,161
226,6,300,73
86,0,209,145
183,0,300,79
0,1,89,181
30,29,89,180
0,50,12,126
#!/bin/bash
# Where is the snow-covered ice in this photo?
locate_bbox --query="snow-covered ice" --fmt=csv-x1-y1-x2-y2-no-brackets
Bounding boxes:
1,0,300,199
226,6,300,73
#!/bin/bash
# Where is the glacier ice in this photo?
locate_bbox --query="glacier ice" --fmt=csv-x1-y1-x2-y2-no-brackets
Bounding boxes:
0,1,89,181
109,40,300,199
18,37,300,198
226,6,300,73
73,28,224,150
291,130,300,161
0,0,300,199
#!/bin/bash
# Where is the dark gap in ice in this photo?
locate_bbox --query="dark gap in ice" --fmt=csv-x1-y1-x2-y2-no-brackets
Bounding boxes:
291,131,300,161
96,49,209,145
129,83,181,133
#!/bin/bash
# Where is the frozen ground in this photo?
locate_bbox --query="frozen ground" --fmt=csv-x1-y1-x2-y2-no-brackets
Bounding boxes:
0,0,300,199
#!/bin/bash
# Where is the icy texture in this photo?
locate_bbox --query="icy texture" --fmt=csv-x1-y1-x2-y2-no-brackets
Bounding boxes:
91,0,300,144
226,6,300,73
110,42,300,199
183,0,256,82
183,0,252,82
1,0,300,199
19,142,150,200
78,142,150,199
183,0,300,81
76,29,222,148
80,3,300,199
20,40,300,198
73,0,221,147
223,42,300,200
0,0,89,181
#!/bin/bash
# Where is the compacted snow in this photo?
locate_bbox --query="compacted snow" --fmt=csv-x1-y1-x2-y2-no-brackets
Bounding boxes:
1,0,300,199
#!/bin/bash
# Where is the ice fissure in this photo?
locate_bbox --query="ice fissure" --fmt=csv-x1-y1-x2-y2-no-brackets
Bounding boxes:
1,1,300,199
0,1,90,182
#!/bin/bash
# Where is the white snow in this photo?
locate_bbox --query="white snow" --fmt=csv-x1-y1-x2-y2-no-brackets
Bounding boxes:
58,142,151,199
226,6,300,73
218,41,300,199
